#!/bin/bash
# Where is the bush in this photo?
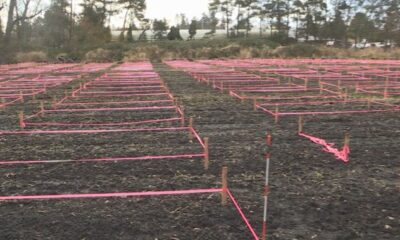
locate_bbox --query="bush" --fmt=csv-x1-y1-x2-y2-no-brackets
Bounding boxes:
268,33,297,45
15,51,48,63
273,44,320,58
84,48,114,62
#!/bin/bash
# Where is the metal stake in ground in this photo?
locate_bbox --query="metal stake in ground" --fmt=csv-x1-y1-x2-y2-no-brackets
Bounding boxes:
262,133,272,240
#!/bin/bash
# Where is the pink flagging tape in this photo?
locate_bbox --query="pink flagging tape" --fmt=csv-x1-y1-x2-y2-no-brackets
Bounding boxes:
57,99,173,107
0,153,206,165
299,132,350,163
0,127,190,135
278,108,398,116
25,117,182,127
189,127,206,148
227,189,260,240
43,106,176,113
0,188,223,201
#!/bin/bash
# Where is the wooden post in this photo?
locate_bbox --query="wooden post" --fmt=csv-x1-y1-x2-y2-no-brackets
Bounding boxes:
203,137,209,170
367,98,372,109
221,166,228,205
40,101,45,116
20,91,24,103
18,112,25,129
181,109,185,126
344,88,348,103
298,116,304,133
274,105,279,124
319,81,323,94
344,132,350,146
189,117,193,142
384,87,388,99
253,98,258,111
52,96,58,109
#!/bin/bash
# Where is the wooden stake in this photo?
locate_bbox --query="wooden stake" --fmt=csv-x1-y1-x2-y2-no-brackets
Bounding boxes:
274,106,279,124
344,132,350,146
383,86,388,98
40,101,45,116
180,109,185,126
298,116,304,133
319,81,323,94
52,97,58,109
189,117,193,142
203,137,209,170
221,166,228,205
18,112,25,129
253,98,258,111
20,91,24,103
367,98,372,109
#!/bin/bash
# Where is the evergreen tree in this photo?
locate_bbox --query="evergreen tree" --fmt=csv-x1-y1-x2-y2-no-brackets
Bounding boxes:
153,19,168,40
0,18,4,40
167,26,183,40
126,25,134,42
348,12,376,43
209,0,234,37
43,0,71,49
188,20,197,39
76,2,111,47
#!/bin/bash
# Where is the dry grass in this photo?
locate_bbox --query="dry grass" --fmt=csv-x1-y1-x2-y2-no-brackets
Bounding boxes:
15,51,48,63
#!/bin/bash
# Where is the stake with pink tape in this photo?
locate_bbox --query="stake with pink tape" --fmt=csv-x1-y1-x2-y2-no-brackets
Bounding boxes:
261,132,272,240
298,116,350,163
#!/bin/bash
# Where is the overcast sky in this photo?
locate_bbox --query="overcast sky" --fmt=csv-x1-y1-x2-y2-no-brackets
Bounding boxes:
146,0,209,21
0,0,210,28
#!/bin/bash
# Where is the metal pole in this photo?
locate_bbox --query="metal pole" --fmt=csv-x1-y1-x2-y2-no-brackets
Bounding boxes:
262,133,272,240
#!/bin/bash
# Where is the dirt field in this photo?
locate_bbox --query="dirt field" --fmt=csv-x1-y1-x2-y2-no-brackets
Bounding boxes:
0,62,399,240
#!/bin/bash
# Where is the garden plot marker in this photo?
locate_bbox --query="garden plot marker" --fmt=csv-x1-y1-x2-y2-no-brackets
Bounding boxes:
18,112,25,129
204,137,209,170
189,117,193,142
262,133,272,240
221,166,228,205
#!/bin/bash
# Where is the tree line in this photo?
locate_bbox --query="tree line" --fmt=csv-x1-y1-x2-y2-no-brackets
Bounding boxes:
207,0,400,44
0,0,399,62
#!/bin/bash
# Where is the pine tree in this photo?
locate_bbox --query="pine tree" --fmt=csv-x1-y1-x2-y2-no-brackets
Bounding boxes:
43,0,71,49
349,12,376,43
188,20,197,39
0,18,4,41
126,25,134,42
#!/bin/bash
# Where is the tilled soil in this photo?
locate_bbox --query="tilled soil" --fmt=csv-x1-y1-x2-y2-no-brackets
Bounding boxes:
0,64,398,240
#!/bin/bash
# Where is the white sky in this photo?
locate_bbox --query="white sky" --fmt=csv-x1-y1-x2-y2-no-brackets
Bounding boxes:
0,0,210,29
146,0,209,21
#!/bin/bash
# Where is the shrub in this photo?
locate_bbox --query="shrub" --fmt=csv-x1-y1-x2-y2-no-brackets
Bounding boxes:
84,48,114,62
15,51,48,63
273,44,320,58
